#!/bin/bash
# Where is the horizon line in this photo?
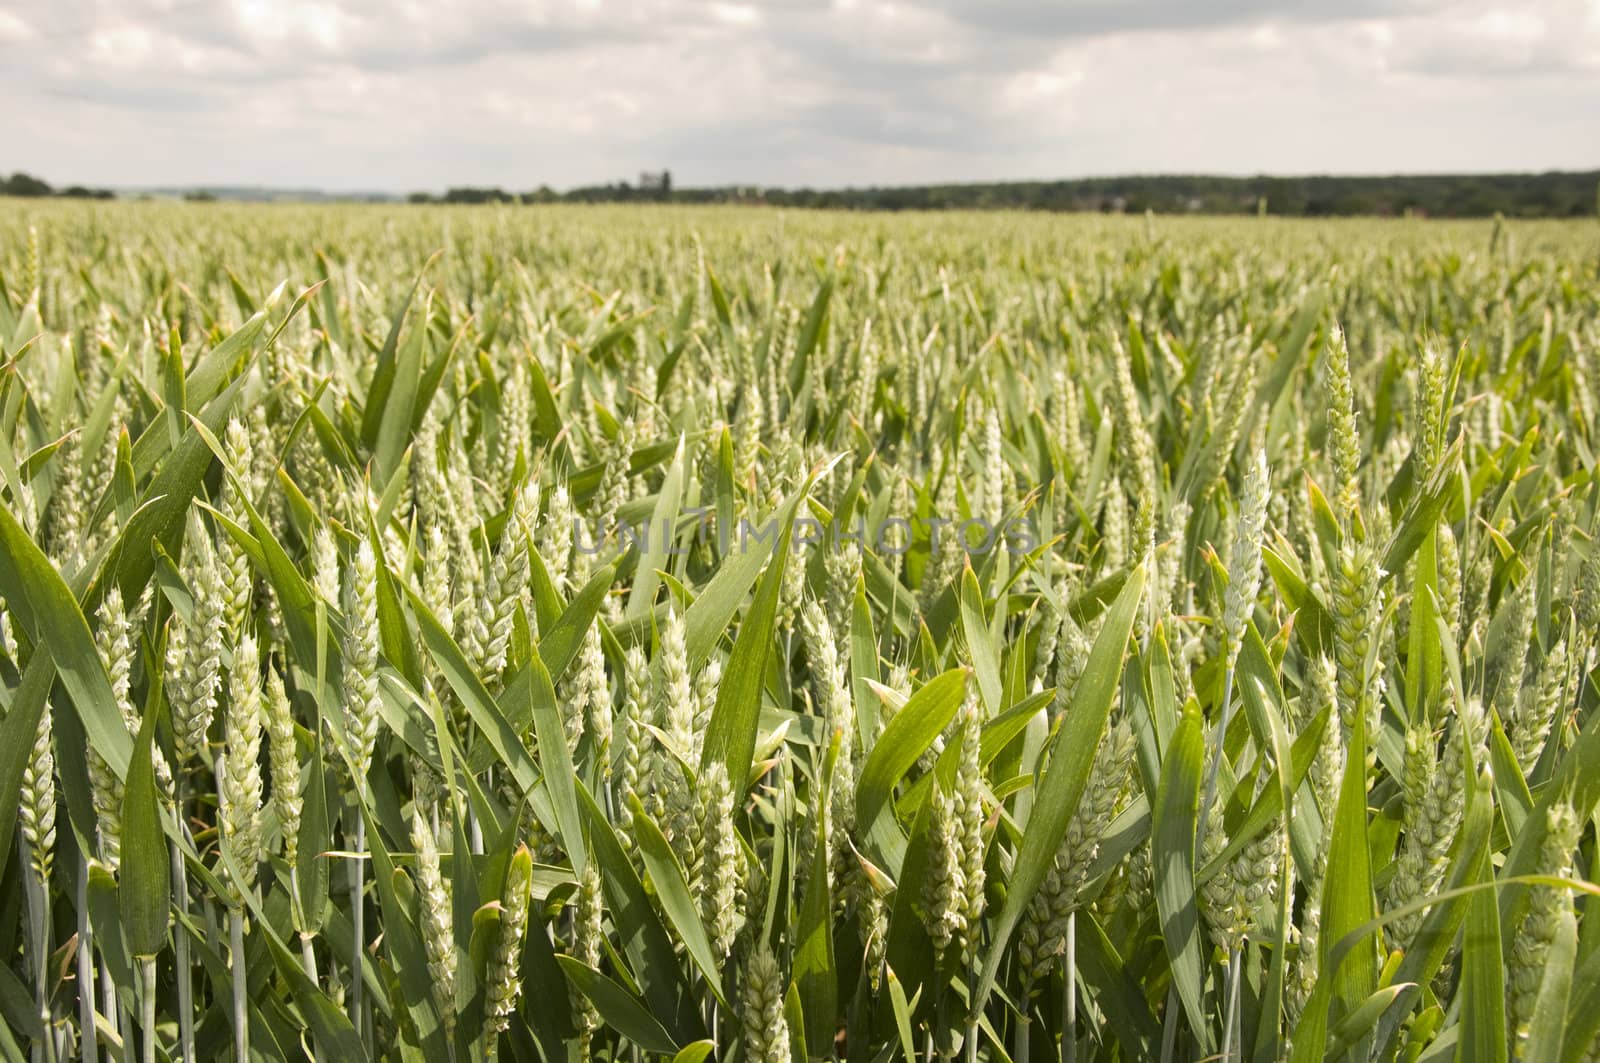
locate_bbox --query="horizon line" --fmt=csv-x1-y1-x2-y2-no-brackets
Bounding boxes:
56,164,1600,198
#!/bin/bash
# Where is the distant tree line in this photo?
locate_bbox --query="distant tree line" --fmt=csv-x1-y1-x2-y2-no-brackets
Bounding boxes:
410,170,1600,218
411,176,670,206
7,166,1598,217
2,172,116,200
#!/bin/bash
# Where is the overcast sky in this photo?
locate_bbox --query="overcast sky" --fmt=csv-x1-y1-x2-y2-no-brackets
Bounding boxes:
2,0,1598,192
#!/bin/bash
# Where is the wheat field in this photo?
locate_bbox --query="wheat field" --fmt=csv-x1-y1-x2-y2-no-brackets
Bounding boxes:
0,202,1597,1062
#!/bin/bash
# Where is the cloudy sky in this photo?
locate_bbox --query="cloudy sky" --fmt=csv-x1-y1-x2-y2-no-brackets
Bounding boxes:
2,0,1598,192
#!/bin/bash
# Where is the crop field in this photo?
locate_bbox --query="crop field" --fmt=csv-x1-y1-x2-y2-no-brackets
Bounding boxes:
0,202,1597,1062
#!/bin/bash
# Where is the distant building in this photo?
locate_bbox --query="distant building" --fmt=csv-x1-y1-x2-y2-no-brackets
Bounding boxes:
637,171,673,199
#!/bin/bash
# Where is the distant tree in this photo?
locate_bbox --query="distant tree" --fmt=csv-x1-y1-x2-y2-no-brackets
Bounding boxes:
2,172,53,197
407,191,435,204
442,187,513,204
184,189,217,202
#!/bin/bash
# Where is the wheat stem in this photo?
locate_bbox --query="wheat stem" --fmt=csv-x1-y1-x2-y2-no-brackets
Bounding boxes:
140,957,158,1063
231,907,249,1063
1064,911,1077,1063
75,859,98,1062
170,838,195,1063
351,811,367,1040
1223,945,1242,1062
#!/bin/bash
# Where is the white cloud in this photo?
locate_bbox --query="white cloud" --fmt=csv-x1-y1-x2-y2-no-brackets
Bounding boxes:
710,3,760,27
0,0,1595,190
0,10,34,42
1378,0,1600,77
